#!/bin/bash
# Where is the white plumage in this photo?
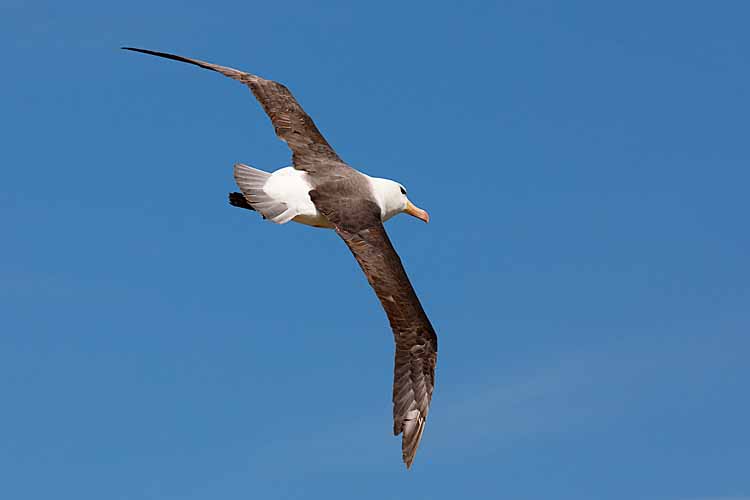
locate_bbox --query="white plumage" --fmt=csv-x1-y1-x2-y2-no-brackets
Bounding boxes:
234,163,409,228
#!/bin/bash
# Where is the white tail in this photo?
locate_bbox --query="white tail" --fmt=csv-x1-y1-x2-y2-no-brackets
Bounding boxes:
233,164,296,224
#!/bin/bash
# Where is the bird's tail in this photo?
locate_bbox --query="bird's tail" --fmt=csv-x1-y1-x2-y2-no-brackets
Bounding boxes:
233,163,296,224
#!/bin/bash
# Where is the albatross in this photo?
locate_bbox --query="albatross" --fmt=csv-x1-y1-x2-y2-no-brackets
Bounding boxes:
123,47,438,469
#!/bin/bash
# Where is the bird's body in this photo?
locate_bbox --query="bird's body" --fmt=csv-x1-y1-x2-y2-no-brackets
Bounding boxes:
248,165,333,227
243,165,408,228
124,47,437,469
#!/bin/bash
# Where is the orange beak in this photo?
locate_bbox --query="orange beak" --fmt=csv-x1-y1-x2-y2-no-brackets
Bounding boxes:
405,200,430,223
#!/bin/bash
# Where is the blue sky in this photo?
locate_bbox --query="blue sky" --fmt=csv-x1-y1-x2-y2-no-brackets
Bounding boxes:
2,1,749,498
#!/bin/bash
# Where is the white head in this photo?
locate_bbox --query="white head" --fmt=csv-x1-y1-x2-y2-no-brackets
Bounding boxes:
368,177,430,223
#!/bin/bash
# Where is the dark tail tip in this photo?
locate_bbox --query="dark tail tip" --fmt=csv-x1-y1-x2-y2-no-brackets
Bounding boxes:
229,192,255,211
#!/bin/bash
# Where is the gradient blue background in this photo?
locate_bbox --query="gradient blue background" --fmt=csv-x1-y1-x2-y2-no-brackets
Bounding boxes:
2,1,748,499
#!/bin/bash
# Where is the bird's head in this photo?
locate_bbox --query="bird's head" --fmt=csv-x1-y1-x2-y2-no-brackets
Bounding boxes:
370,177,430,224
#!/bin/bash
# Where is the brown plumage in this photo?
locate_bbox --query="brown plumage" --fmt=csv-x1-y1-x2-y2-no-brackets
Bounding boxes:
124,47,438,468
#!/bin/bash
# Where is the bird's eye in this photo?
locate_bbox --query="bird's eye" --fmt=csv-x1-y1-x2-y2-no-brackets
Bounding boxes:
400,186,407,195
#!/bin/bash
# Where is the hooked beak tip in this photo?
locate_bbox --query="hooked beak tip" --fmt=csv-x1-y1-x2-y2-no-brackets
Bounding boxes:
405,200,430,223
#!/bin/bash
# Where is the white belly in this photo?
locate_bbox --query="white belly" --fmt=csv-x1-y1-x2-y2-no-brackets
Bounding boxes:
263,167,333,228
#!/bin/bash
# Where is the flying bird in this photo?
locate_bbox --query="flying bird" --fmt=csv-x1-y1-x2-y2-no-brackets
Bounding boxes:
123,47,438,468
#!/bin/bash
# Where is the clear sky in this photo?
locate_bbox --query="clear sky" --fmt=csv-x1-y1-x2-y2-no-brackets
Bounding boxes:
2,1,749,499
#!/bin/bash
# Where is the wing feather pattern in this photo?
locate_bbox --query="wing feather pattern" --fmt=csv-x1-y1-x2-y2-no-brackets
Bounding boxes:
310,192,438,469
122,47,342,168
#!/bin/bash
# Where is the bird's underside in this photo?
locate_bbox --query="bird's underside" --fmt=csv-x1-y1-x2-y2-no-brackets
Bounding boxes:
124,47,438,468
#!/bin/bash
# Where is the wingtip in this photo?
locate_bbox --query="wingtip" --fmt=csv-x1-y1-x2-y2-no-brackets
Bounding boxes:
121,47,154,56
399,411,427,471
402,451,416,470
121,47,154,55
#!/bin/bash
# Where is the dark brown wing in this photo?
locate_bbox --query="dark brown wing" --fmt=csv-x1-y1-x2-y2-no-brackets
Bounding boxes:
310,191,438,469
122,47,342,168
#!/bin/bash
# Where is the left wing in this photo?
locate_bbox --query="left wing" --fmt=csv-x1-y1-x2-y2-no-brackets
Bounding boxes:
122,47,343,169
310,191,438,469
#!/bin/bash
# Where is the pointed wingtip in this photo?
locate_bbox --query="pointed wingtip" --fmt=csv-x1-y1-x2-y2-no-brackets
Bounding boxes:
399,412,427,470
118,47,241,77
121,47,160,56
121,47,160,57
